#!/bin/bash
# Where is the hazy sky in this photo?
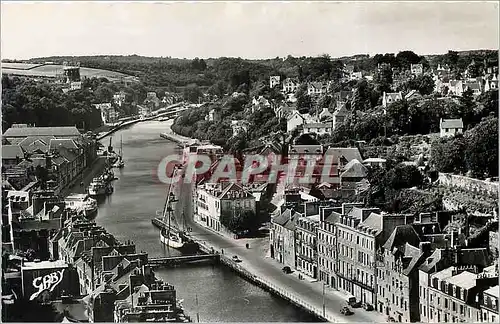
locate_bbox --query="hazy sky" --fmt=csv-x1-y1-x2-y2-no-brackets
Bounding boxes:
1,1,498,60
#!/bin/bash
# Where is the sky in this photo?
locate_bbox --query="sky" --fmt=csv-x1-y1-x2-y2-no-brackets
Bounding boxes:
1,1,499,60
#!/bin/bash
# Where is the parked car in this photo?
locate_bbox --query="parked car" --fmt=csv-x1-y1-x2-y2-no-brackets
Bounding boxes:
282,266,292,274
340,306,353,316
347,296,361,308
363,303,374,311
232,255,242,263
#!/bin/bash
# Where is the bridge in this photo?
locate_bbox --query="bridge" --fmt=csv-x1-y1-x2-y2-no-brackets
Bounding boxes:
148,254,220,267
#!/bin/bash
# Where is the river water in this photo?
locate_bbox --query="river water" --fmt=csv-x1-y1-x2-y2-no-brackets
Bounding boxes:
95,121,317,322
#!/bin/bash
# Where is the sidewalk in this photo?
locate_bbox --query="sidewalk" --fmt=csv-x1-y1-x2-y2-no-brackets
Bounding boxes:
186,219,387,323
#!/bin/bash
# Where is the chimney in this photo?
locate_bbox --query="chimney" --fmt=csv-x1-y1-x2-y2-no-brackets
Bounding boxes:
419,242,432,255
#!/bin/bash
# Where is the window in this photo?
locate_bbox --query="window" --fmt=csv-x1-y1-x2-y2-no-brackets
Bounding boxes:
452,301,456,312
445,298,449,309
460,305,464,315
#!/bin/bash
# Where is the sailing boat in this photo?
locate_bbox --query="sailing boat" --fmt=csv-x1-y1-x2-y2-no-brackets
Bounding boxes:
159,166,198,253
113,135,125,168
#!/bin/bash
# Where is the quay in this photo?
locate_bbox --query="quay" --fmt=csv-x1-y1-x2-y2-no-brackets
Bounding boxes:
152,217,330,321
148,254,220,267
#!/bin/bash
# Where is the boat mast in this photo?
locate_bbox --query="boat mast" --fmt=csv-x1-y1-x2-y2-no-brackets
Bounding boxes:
120,135,123,161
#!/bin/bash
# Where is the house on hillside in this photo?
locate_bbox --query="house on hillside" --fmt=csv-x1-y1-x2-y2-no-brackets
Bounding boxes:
113,91,126,107
334,91,352,104
404,90,423,101
231,120,250,137
411,64,424,76
350,71,363,81
382,92,403,109
144,92,160,108
282,78,300,94
270,76,281,89
274,103,294,120
251,96,271,113
307,82,327,96
301,123,332,136
2,145,25,171
287,110,306,133
332,104,349,130
440,118,464,137
318,108,332,121
484,75,499,92
205,109,221,122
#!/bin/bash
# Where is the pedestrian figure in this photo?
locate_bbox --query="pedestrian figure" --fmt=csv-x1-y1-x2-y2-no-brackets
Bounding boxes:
221,249,224,254
246,243,249,249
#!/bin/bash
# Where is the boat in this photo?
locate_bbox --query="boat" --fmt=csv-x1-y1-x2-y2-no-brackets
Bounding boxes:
64,193,98,218
159,166,198,253
88,177,113,196
113,135,125,168
102,166,115,182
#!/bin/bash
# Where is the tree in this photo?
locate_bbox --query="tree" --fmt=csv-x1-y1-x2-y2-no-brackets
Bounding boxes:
464,117,498,178
429,136,467,174
396,50,422,68
406,75,435,95
385,164,424,190
386,100,410,135
220,209,259,233
183,83,202,103
295,84,311,112
459,88,475,126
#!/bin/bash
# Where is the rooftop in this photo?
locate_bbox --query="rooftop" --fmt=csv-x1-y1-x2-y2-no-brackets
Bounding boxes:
484,285,499,298
22,259,68,270
3,126,81,138
2,145,25,160
446,270,478,290
441,118,463,129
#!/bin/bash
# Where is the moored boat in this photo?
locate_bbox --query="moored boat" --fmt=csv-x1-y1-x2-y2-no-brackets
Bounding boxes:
64,193,98,218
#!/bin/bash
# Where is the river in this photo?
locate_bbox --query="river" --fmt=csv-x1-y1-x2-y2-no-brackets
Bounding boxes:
94,120,317,322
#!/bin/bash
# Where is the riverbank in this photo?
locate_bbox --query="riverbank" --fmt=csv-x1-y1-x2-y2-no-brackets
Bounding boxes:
160,120,197,145
59,157,107,197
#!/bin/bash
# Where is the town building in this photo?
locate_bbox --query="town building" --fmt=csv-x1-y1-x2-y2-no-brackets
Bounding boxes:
295,214,320,278
144,92,160,109
231,120,250,137
301,122,332,136
2,145,25,171
205,108,221,122
307,82,327,96
287,110,306,133
440,118,464,137
270,75,281,89
335,206,413,307
282,78,300,94
481,284,499,323
113,92,126,107
318,207,343,287
332,104,349,130
484,75,499,92
318,108,332,121
377,224,433,322
363,157,387,168
411,64,424,76
404,89,423,101
270,208,300,268
194,182,256,233
382,92,403,109
418,247,493,323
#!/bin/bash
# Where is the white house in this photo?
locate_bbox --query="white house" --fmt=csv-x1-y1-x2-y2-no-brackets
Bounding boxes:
205,109,220,122
231,120,249,137
411,64,423,76
332,104,349,130
307,82,327,96
270,75,281,89
113,92,126,107
70,82,82,91
252,96,271,109
194,182,256,233
382,92,403,109
440,118,464,137
301,123,332,136
282,78,300,94
94,103,118,125
350,72,363,81
274,103,294,120
484,75,499,92
287,110,306,133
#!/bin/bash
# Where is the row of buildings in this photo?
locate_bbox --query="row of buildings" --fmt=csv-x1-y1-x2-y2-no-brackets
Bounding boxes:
270,195,499,323
2,125,98,196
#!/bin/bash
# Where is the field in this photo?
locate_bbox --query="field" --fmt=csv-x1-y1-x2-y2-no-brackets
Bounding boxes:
1,63,137,81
